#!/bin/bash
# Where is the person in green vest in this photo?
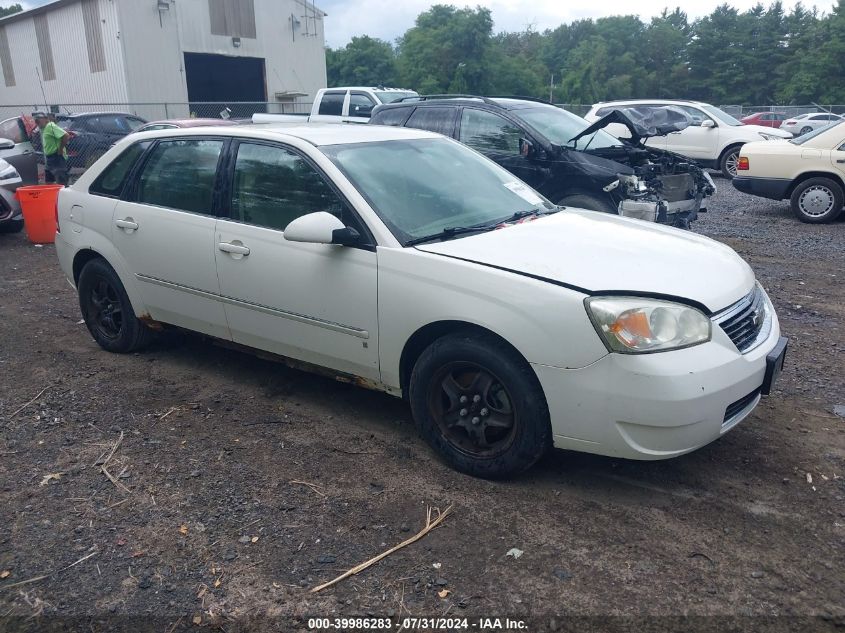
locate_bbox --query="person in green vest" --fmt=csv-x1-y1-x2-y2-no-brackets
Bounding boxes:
34,112,70,185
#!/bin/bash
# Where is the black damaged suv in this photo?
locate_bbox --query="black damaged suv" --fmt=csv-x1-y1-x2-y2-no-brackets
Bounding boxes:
370,95,716,228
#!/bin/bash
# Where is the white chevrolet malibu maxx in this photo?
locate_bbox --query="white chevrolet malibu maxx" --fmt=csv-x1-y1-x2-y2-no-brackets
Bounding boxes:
54,124,787,478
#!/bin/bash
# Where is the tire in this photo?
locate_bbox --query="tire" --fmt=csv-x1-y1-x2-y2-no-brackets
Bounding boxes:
719,146,742,179
0,218,24,233
789,177,844,224
408,331,552,479
77,258,154,353
799,126,813,136
558,193,617,214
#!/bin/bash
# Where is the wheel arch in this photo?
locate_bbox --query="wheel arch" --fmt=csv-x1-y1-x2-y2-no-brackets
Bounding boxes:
785,171,845,198
71,247,150,318
718,142,744,163
72,248,105,285
398,320,535,398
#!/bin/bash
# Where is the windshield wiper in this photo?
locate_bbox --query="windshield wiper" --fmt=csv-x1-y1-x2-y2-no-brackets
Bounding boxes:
405,208,559,247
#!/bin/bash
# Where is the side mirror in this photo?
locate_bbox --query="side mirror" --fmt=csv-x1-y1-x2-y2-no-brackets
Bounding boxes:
519,137,534,158
0,138,15,150
701,119,716,129
283,211,360,246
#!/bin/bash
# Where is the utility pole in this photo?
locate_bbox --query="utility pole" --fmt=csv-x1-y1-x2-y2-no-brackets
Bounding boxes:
549,74,554,104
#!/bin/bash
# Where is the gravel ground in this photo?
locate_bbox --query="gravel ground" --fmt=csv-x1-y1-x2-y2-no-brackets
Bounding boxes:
0,178,843,633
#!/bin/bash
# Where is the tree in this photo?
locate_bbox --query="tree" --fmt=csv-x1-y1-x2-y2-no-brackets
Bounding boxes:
397,5,494,94
0,4,22,18
326,36,397,87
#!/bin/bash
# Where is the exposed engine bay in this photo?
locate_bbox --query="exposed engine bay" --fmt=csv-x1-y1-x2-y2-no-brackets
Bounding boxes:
570,107,717,229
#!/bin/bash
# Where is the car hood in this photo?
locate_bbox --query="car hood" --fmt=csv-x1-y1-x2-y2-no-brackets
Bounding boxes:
571,107,692,145
414,211,754,313
743,124,792,138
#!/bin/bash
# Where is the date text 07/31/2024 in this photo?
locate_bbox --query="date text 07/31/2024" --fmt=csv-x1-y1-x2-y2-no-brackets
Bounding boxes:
308,617,528,630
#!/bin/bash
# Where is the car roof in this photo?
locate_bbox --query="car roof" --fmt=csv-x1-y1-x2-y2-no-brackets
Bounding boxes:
57,111,142,119
142,118,235,128
376,97,551,112
593,99,709,108
326,86,417,92
130,122,440,146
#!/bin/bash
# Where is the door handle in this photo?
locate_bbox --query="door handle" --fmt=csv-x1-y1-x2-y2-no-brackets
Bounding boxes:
218,242,250,256
115,218,138,231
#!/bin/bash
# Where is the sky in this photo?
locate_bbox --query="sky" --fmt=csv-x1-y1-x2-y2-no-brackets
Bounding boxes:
18,0,840,47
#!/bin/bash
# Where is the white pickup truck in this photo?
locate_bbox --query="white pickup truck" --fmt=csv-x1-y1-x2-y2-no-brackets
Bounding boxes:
253,87,418,125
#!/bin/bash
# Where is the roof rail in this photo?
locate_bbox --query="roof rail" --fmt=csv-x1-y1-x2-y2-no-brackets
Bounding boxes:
394,94,500,106
486,95,553,105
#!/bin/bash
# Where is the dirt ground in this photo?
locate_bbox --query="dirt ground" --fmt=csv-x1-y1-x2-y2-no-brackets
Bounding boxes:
1,183,843,633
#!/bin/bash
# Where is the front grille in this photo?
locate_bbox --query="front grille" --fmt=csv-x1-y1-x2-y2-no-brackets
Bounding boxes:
713,285,767,353
724,388,761,424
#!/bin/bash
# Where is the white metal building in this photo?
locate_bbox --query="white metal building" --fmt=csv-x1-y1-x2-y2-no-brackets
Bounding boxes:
0,0,327,118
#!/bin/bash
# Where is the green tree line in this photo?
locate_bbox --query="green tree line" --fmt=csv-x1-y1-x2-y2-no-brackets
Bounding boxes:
326,1,845,105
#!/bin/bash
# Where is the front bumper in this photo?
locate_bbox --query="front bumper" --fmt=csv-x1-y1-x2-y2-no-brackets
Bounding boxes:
533,309,783,460
732,176,791,201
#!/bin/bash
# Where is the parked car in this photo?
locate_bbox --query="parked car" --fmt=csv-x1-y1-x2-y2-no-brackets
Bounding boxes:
0,157,25,233
136,118,240,133
740,112,787,128
370,96,715,228
0,115,39,185
252,87,419,125
733,120,845,223
780,112,842,137
54,124,787,478
42,112,147,169
585,100,792,178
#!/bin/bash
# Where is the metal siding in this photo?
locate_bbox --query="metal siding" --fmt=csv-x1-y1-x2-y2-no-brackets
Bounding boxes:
0,27,14,86
178,0,326,103
0,0,128,108
81,0,106,73
34,13,56,81
209,0,256,39
208,0,226,35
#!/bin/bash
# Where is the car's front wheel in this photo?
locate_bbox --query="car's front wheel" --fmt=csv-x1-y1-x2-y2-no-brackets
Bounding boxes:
409,331,551,478
790,177,844,223
78,258,154,353
719,146,742,179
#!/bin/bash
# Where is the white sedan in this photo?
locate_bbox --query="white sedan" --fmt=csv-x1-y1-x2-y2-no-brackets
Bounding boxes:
734,120,845,223
55,124,787,478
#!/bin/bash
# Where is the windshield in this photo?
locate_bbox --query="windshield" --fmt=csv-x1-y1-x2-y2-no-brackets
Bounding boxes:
516,105,622,150
790,120,844,145
322,138,555,244
375,91,418,104
700,104,743,127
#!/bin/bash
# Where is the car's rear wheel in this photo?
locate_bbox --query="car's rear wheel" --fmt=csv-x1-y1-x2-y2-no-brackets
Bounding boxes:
790,177,844,223
0,218,23,233
799,126,813,136
558,193,617,214
719,146,742,179
409,331,551,478
78,258,154,353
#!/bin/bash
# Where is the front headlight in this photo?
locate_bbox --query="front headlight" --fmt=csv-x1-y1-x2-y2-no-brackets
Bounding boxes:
585,297,712,353
758,132,779,141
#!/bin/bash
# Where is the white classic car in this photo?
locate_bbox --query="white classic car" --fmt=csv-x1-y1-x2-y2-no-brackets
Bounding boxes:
734,120,845,223
55,124,787,478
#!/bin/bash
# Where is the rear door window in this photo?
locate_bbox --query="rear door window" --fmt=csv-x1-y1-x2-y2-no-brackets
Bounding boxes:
134,139,224,214
371,107,412,127
0,117,25,144
318,92,345,116
405,107,457,137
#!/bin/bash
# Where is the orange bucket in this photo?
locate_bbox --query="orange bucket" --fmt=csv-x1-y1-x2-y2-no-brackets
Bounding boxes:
15,184,63,244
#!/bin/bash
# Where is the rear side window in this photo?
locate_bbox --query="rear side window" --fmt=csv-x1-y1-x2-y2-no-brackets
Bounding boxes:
318,92,345,116
89,141,151,197
135,139,224,214
405,107,457,136
371,107,411,127
0,117,25,143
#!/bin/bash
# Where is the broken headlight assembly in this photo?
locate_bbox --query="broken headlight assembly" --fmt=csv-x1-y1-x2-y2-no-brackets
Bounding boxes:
585,297,711,353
